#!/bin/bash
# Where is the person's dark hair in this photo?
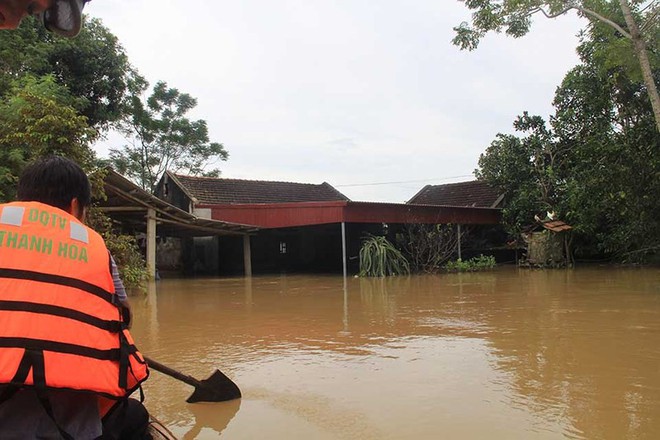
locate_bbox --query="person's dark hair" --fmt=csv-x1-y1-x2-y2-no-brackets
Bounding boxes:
17,156,91,212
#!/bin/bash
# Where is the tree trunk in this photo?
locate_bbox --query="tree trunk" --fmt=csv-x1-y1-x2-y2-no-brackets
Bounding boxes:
619,0,660,133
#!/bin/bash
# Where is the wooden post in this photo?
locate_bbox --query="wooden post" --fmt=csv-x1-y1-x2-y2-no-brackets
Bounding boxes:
146,208,157,280
243,234,252,277
457,224,462,260
341,222,347,278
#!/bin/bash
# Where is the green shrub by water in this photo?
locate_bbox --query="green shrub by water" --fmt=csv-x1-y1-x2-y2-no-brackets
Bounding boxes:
444,255,496,272
359,235,410,277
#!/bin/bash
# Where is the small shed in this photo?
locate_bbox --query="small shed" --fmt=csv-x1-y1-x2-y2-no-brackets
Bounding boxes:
522,219,573,267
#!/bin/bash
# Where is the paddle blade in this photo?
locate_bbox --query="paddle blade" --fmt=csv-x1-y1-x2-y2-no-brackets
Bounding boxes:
186,370,242,403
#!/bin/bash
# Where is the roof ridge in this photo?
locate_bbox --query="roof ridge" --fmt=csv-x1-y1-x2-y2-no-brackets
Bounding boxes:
406,179,502,208
174,173,331,186
427,180,484,188
170,172,350,205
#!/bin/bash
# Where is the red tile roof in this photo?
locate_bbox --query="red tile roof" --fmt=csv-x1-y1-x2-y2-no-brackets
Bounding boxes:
407,181,503,208
170,173,350,205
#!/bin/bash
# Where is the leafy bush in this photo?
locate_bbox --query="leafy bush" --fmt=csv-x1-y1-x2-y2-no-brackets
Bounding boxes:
86,207,148,292
397,223,459,273
359,235,410,277
444,255,496,272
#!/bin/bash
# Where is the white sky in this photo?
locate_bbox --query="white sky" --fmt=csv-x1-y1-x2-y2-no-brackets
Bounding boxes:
89,1,584,203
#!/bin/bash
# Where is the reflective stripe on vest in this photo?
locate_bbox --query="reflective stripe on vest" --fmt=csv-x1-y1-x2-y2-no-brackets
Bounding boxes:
0,202,149,407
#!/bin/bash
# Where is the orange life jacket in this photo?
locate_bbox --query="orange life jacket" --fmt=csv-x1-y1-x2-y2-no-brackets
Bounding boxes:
0,201,149,415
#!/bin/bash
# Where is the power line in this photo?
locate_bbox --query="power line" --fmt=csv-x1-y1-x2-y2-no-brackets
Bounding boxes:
334,175,474,188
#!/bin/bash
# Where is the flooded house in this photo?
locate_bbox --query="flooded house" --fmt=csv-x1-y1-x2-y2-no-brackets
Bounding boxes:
99,169,257,280
153,173,503,276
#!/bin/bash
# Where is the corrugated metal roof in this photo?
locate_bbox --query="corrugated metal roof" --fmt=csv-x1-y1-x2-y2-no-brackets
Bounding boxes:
407,181,503,208
170,173,350,205
100,169,258,236
542,220,572,232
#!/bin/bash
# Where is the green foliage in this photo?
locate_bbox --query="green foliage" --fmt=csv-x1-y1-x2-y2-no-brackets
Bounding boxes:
475,22,660,262
0,15,150,290
86,208,148,292
359,235,410,277
454,1,657,53
444,255,497,273
0,16,142,129
0,76,147,289
454,1,660,132
109,81,229,193
476,112,562,235
555,26,659,262
0,76,96,201
454,1,572,50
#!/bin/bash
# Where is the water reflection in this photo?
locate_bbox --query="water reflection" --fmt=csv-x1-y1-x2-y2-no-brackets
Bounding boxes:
129,268,660,439
482,269,660,440
182,400,241,440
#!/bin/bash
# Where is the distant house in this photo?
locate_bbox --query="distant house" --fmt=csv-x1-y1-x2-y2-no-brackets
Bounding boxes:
407,180,504,208
407,181,508,261
97,168,257,280
165,174,349,205
154,173,502,276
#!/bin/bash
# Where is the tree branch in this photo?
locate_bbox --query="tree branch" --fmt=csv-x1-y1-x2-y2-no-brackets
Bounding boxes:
529,5,632,40
639,4,659,33
572,4,633,39
529,3,632,38
530,6,573,19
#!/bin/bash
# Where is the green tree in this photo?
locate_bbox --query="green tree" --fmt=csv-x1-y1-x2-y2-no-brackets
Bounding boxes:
0,76,148,288
476,24,660,262
476,113,564,233
109,81,229,193
0,76,95,201
454,0,660,132
553,29,660,260
0,16,143,130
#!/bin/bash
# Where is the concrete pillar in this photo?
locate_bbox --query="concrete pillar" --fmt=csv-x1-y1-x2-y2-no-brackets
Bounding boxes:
146,208,157,280
243,234,252,277
342,277,349,334
341,222,347,278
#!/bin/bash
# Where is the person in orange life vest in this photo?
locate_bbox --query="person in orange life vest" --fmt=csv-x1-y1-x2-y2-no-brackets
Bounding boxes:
0,0,89,37
0,156,151,439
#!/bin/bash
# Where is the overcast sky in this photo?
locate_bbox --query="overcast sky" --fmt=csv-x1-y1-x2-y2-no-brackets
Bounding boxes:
89,1,584,203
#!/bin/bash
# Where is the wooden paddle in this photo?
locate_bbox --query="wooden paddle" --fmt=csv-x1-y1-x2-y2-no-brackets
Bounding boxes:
145,356,241,403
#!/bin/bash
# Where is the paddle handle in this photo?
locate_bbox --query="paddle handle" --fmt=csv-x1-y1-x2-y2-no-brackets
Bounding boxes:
145,356,202,388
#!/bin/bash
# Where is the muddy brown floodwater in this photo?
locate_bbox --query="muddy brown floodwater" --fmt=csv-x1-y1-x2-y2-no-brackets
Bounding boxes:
128,267,660,439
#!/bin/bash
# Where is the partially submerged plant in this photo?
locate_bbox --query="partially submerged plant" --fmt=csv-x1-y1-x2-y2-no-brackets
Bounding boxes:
397,223,459,273
359,234,410,277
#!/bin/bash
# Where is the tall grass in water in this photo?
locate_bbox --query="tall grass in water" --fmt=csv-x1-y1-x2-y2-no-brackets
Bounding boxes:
359,235,410,277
